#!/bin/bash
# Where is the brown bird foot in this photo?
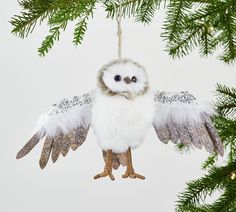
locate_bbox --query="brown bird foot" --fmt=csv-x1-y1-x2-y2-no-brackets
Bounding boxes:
122,147,145,180
122,168,145,180
94,149,115,181
94,167,115,181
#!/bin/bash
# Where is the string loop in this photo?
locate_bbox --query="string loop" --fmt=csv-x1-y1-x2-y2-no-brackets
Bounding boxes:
116,1,122,59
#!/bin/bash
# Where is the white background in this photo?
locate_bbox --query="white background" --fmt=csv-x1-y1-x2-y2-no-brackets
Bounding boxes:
1,2,235,212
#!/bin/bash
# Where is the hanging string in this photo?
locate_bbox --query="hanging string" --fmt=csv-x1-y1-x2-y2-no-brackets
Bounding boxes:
116,1,122,59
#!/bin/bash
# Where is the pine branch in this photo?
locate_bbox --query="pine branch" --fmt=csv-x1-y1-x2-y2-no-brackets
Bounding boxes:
176,164,236,211
201,154,217,170
215,84,236,117
168,25,201,58
214,116,236,144
104,0,143,19
73,1,95,45
11,0,96,55
11,0,236,63
38,23,65,56
219,9,236,64
135,0,159,23
162,0,236,63
216,84,236,101
10,0,54,38
228,142,236,164
186,1,228,23
162,0,190,42
175,143,191,154
209,182,236,212
198,23,220,57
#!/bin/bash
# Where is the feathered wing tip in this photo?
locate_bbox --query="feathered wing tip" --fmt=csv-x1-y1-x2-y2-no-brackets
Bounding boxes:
153,91,224,156
16,92,93,168
16,132,44,159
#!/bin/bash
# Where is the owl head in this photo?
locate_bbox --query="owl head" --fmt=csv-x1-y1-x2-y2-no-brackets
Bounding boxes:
97,59,149,99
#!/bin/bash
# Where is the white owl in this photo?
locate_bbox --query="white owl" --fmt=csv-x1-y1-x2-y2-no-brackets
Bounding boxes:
17,59,224,180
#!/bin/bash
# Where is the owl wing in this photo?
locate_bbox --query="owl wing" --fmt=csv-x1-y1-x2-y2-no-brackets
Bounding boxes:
16,92,93,169
153,91,224,156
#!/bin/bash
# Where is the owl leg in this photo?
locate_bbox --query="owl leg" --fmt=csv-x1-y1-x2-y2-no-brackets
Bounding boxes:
122,147,145,180
94,149,115,181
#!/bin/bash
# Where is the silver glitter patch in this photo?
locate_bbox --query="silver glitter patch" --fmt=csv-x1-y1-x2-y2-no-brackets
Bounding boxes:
154,91,196,104
49,93,92,115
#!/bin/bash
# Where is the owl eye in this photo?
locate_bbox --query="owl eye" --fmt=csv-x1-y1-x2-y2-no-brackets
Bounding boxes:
114,75,122,82
131,76,137,83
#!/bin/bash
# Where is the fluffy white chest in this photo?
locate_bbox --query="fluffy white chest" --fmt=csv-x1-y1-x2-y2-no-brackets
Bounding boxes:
91,91,155,153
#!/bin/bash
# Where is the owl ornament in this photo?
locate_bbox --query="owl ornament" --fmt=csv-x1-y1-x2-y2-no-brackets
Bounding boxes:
17,59,224,180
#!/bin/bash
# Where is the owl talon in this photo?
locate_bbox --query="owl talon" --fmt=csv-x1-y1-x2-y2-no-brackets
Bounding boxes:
122,147,145,180
94,169,115,181
94,149,115,181
122,170,145,180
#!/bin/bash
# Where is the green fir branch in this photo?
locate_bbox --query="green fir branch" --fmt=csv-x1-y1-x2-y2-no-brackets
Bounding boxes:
10,0,54,38
216,84,236,117
162,0,188,42
10,0,236,63
104,0,143,19
209,182,236,212
176,164,236,211
38,23,65,56
135,0,159,23
201,153,217,170
168,26,201,58
175,143,191,154
73,1,96,45
162,0,236,63
218,11,236,64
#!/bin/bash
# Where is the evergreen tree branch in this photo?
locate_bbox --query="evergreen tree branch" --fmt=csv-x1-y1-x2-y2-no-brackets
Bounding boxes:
10,0,54,38
162,0,190,42
38,22,65,56
168,25,201,58
135,0,160,23
162,0,236,63
216,84,236,117
209,182,236,212
73,0,96,45
11,0,236,62
201,153,217,170
176,163,236,211
104,0,143,19
175,143,191,154
219,9,236,64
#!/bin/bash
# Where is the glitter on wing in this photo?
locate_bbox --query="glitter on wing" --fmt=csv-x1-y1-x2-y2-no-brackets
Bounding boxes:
16,92,93,168
153,91,224,156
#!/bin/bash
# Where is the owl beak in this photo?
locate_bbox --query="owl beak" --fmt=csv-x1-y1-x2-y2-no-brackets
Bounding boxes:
123,77,131,84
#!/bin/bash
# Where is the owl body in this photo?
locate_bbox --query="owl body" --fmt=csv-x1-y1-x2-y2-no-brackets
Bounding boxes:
91,90,155,153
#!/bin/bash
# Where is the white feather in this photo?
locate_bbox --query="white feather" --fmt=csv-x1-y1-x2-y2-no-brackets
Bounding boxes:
153,100,215,127
91,90,155,153
34,94,93,138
